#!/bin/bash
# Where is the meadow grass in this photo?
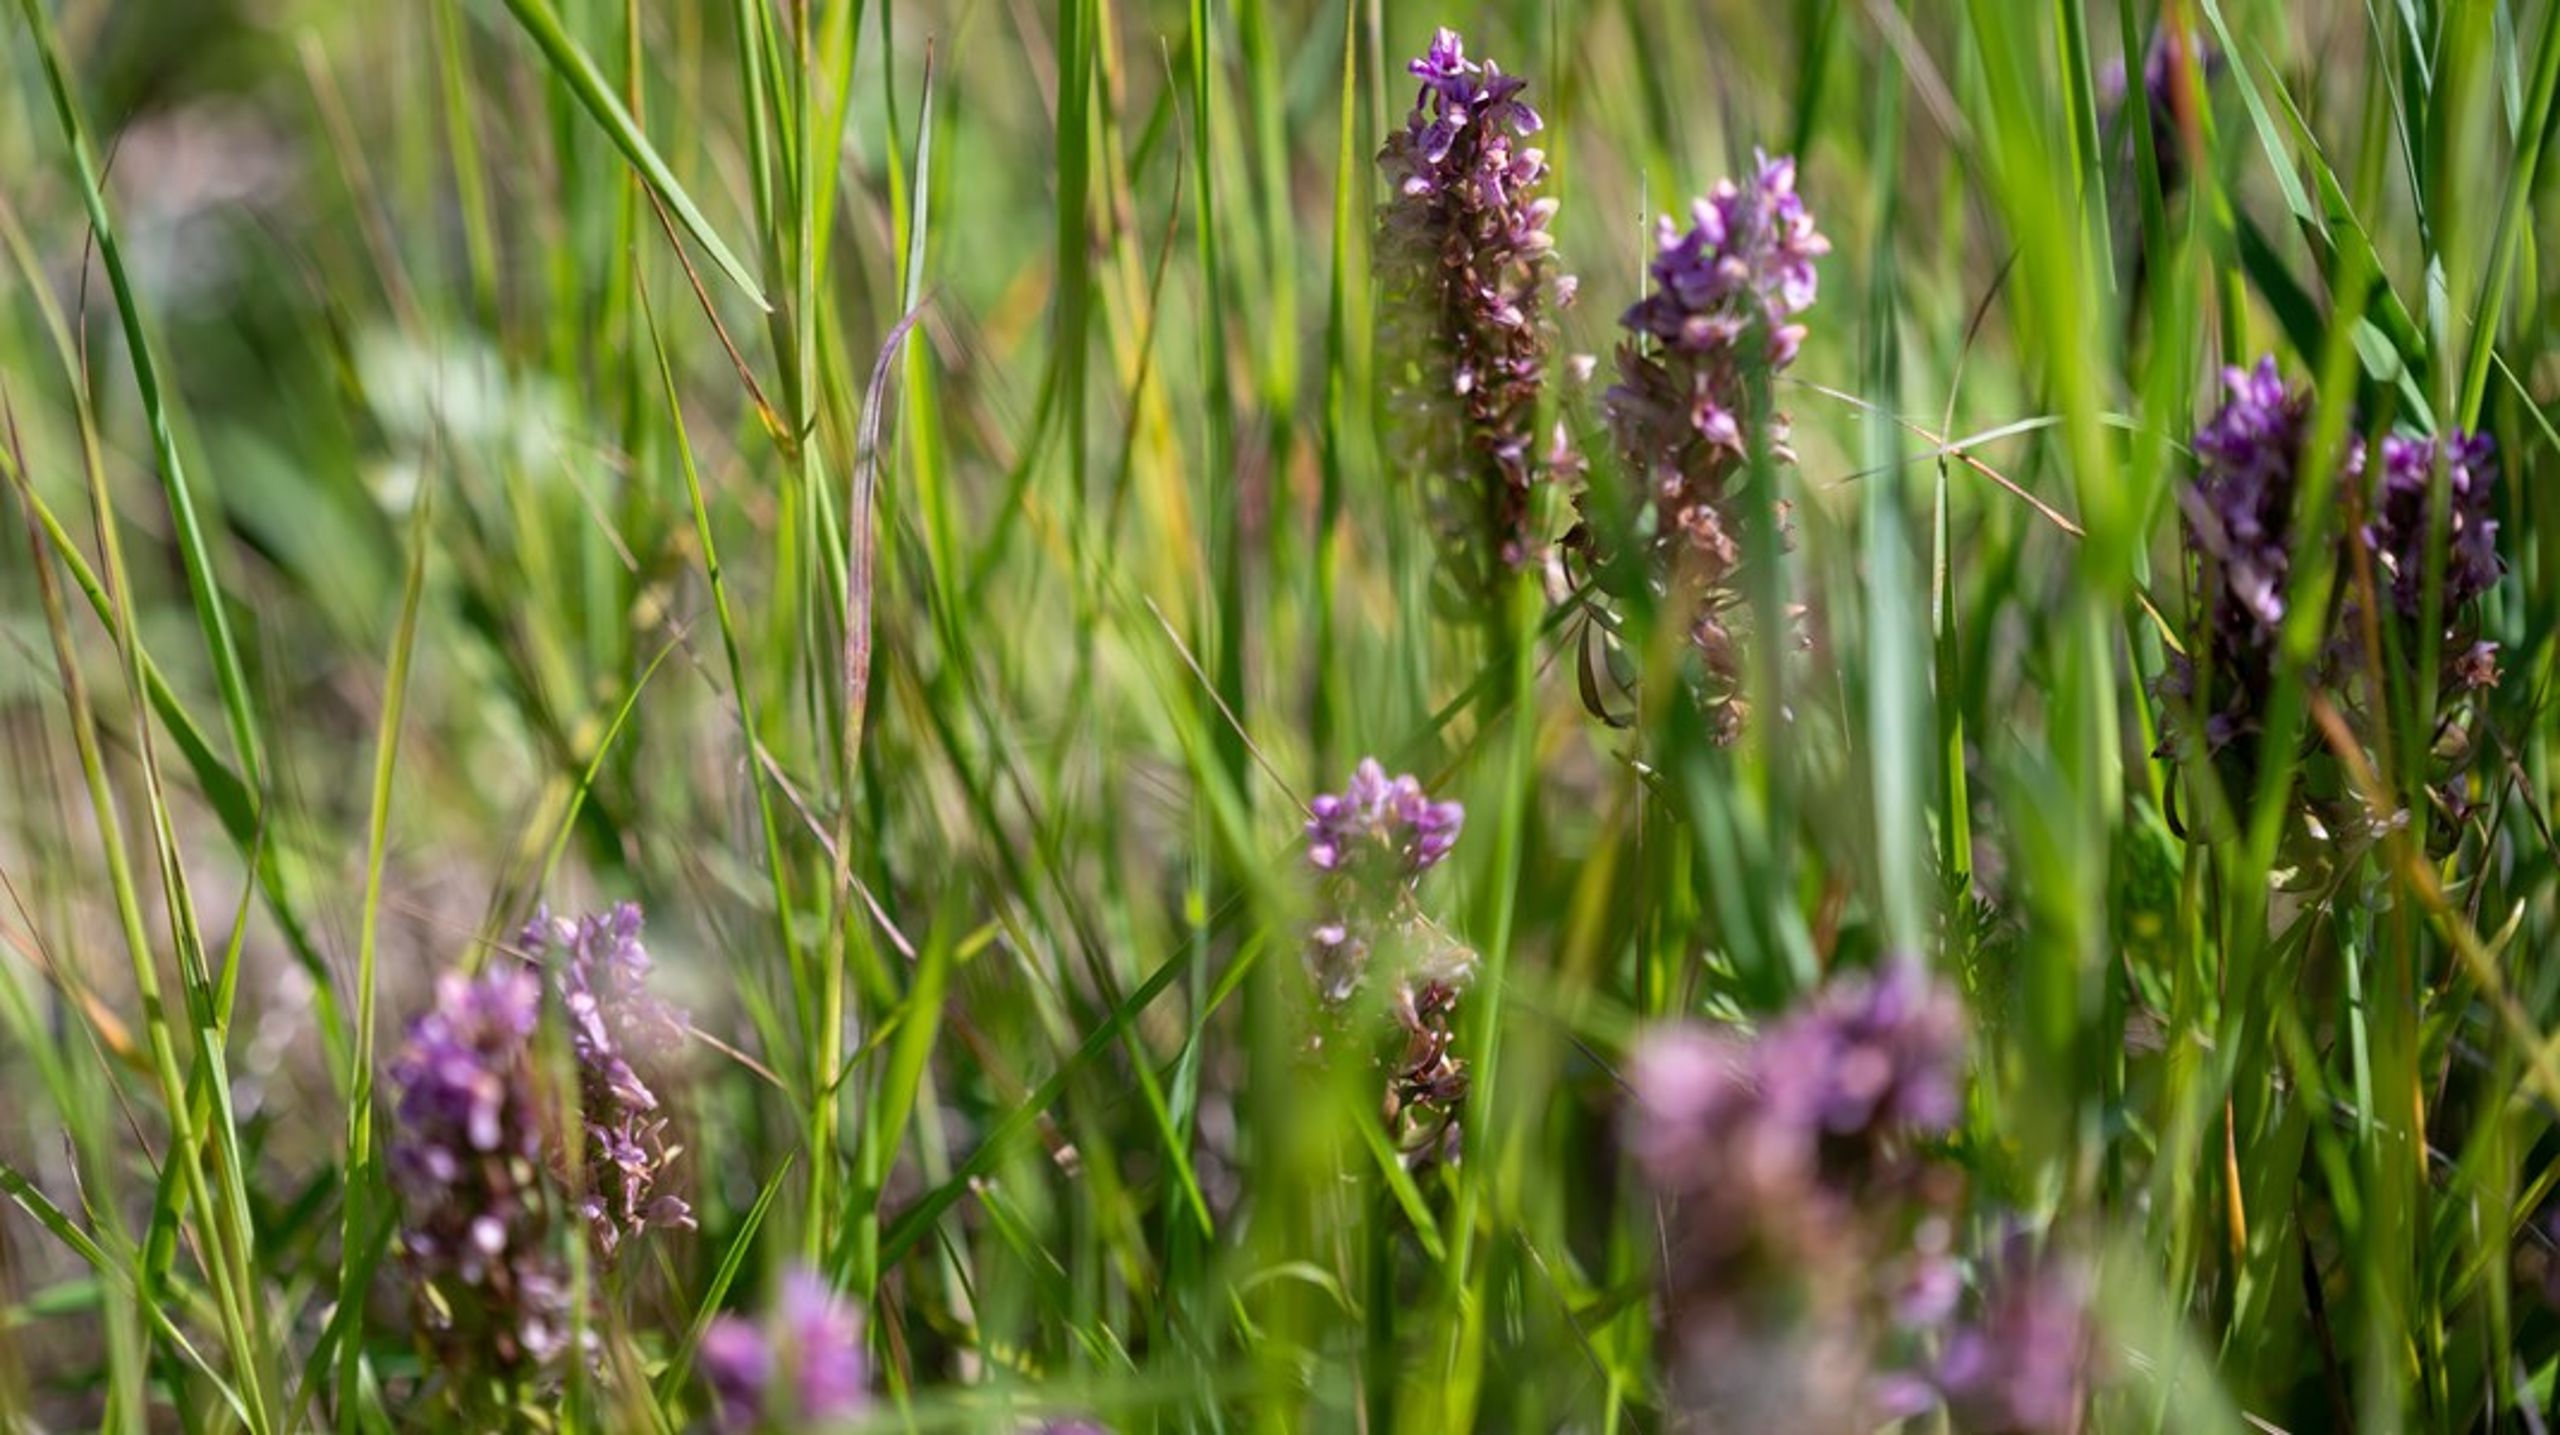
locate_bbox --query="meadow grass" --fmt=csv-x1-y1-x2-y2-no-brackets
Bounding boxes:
0,0,2557,1429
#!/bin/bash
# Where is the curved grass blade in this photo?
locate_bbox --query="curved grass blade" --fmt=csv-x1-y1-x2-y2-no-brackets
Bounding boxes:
653,1154,796,1407
14,0,267,789
498,0,771,310
0,1158,250,1427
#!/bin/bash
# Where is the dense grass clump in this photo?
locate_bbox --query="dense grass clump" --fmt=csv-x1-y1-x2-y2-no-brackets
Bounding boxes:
3,1,2559,1431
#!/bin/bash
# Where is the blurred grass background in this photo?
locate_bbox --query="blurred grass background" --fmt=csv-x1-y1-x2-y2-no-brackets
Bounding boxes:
1,0,2557,1428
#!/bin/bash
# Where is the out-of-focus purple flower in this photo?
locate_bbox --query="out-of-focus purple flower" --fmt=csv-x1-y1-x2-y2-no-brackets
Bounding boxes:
699,1318,774,1431
387,967,573,1372
1598,153,1828,739
2100,30,2223,188
1756,961,1967,1179
1377,27,1577,606
522,903,695,1257
700,1269,869,1432
1933,1254,2098,1435
1627,958,1967,1426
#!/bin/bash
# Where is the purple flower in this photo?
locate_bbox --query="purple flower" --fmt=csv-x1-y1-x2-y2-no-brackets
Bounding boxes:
2164,358,2324,759
700,1269,869,1432
1933,1254,2098,1435
1626,959,1967,1426
1598,153,1828,738
2360,429,2501,620
1755,960,1968,1173
522,903,695,1256
2164,359,2505,781
1377,28,1576,604
1632,958,1963,1211
1302,759,1474,1164
386,967,573,1372
1304,758,1465,880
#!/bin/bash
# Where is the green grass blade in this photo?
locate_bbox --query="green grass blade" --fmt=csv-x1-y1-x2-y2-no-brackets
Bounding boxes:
498,0,771,310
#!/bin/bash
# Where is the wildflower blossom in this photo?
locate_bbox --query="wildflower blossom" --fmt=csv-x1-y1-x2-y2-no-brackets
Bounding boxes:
1598,153,1828,739
1627,959,1965,1426
523,903,695,1256
1304,759,1473,1162
1932,1254,2099,1435
2361,430,2502,625
1377,27,1576,606
2179,357,2308,709
1305,757,1465,884
700,1269,869,1432
2164,358,2502,785
387,967,573,1373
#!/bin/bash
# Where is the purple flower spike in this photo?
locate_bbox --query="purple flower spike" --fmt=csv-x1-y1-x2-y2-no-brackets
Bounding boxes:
2163,356,2505,787
700,1267,869,1432
1599,152,1828,739
1626,959,1967,1427
2362,430,2501,619
387,967,573,1373
1378,27,1576,607
522,903,695,1257
2163,357,2319,759
1302,759,1474,1163
1933,1253,2099,1435
1304,758,1465,881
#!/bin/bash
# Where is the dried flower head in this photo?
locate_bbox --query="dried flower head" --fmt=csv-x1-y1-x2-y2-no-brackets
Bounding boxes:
1378,27,1577,607
387,967,573,1374
1598,153,1828,739
522,903,695,1256
700,1269,870,1433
